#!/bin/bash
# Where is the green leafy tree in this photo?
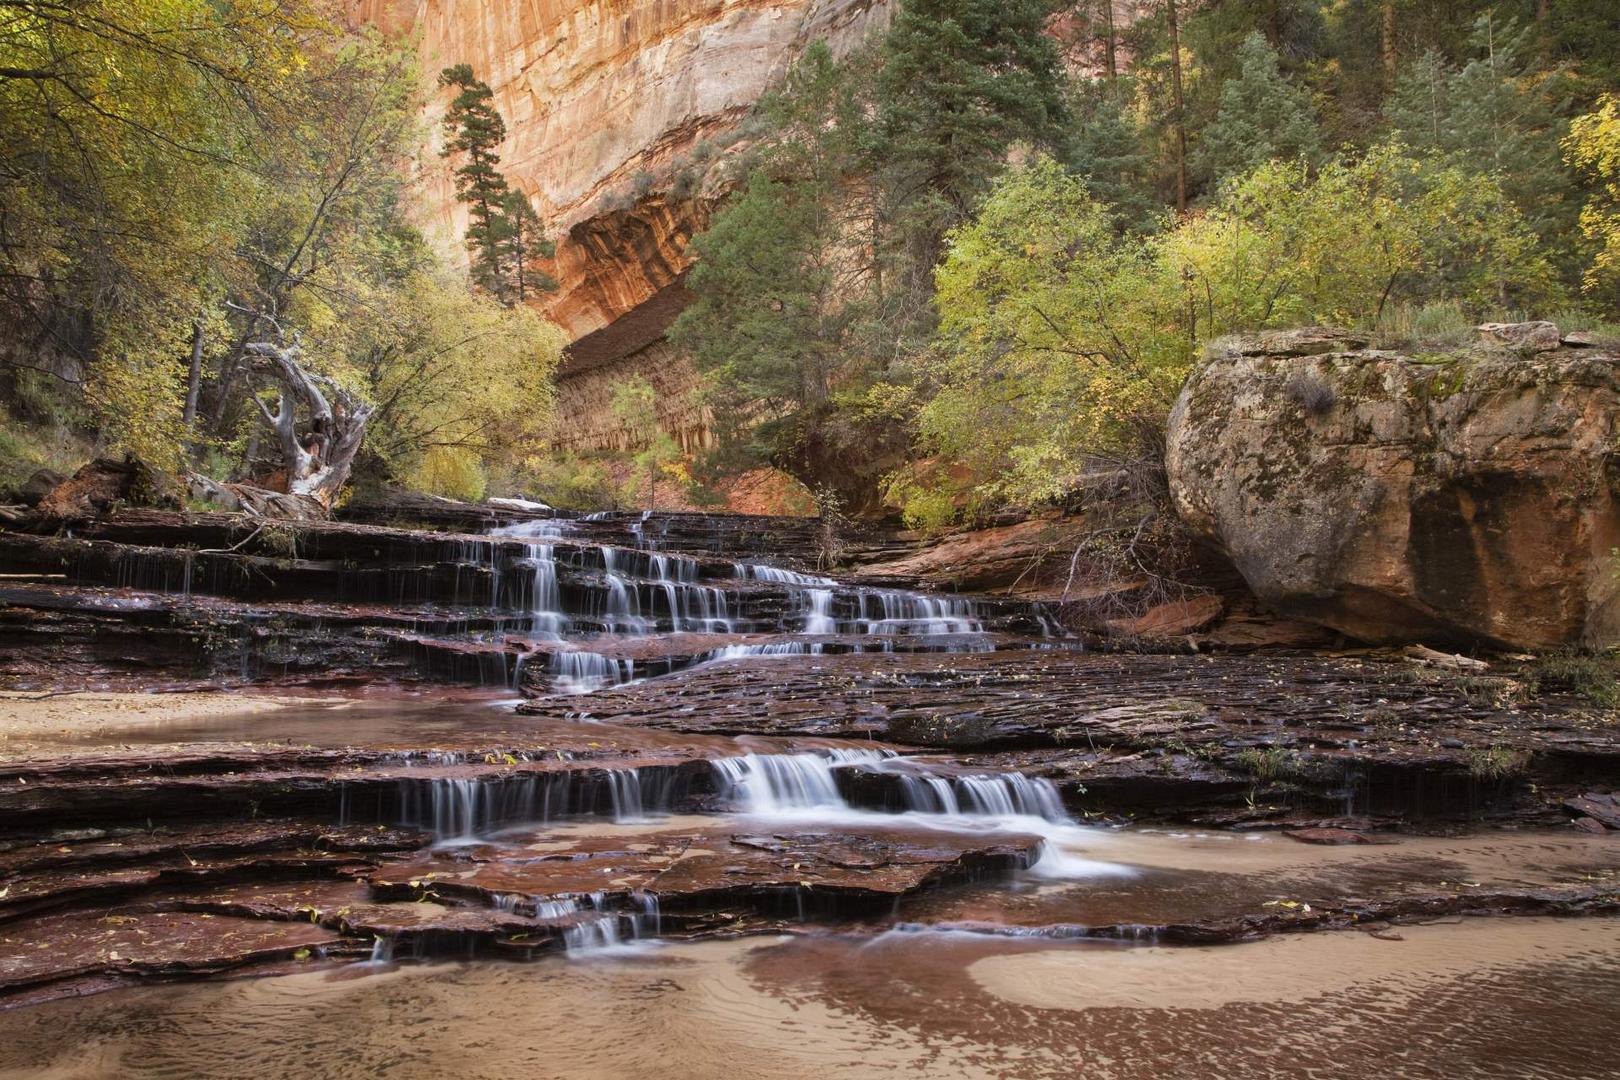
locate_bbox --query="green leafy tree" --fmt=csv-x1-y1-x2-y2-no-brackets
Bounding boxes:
1193,32,1322,186
611,377,680,509
1167,146,1559,329
897,145,1559,523
0,0,314,466
906,157,1187,514
1565,94,1620,312
354,272,564,498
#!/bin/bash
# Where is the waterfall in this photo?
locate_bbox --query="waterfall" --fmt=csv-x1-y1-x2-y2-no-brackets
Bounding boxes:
465,512,1050,697
735,564,837,587
803,588,837,634
703,641,822,661
399,775,545,842
488,893,663,954
855,589,981,635
550,650,635,694
710,749,1071,826
396,766,678,841
710,748,893,814
492,520,569,637
897,772,1068,821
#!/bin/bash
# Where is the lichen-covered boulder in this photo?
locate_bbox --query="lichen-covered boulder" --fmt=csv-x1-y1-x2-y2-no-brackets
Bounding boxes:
1165,326,1620,650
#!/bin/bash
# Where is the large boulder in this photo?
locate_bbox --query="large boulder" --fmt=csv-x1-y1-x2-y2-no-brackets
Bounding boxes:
1165,326,1620,651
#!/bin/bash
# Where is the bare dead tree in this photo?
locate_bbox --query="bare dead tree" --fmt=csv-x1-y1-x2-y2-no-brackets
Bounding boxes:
242,335,374,509
186,310,374,518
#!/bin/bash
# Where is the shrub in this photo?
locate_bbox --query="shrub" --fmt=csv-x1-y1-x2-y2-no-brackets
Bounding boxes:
1370,301,1477,349
527,452,620,511
1234,746,1296,782
1525,648,1620,710
1467,744,1530,781
410,445,487,502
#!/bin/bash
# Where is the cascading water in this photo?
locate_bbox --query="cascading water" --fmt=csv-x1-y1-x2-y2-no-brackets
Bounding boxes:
550,650,636,695
707,749,1125,881
461,509,1055,696
735,564,837,587
709,749,1070,825
394,764,680,841
802,589,837,635
710,748,895,814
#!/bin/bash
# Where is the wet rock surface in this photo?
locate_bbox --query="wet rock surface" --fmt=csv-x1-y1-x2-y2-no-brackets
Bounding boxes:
0,507,1044,693
519,648,1620,824
2,504,1619,1017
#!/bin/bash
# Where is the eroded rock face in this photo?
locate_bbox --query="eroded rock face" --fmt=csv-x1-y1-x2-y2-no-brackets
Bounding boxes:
355,6,882,322
1166,327,1620,650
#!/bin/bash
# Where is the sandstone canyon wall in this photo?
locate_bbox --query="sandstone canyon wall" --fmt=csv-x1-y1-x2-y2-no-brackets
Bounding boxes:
352,0,890,450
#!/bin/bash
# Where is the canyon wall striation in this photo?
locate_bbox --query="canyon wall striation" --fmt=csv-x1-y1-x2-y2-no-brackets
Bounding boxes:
352,0,889,449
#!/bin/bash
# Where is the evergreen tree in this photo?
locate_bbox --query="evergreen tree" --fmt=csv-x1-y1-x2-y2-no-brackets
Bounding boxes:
1193,32,1322,187
1386,15,1576,273
877,0,1067,273
495,190,558,305
1063,81,1162,233
672,44,875,433
438,65,513,299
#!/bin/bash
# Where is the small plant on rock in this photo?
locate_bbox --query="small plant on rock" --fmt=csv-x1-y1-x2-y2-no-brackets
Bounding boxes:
1524,648,1620,711
1234,746,1295,782
1467,745,1530,781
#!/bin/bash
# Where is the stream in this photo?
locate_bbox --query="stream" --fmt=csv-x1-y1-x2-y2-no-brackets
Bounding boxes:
1,506,1617,1077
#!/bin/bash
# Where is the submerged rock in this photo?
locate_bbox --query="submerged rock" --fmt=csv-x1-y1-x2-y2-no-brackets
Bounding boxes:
1166,327,1620,650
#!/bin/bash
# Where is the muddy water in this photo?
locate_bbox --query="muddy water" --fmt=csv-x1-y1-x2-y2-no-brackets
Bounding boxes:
0,918,1614,1079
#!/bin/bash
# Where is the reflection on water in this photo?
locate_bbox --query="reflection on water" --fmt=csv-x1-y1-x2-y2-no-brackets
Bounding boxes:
0,919,1615,1080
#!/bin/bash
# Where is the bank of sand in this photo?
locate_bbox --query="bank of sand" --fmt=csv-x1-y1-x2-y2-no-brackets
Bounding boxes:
0,691,337,757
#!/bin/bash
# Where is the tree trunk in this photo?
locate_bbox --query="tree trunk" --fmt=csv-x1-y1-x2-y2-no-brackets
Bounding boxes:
1381,2,1397,86
1103,0,1117,80
182,318,205,428
1167,0,1188,213
244,338,375,512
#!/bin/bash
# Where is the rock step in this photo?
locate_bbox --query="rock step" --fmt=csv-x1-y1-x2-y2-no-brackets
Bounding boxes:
519,649,1620,825
0,531,1049,631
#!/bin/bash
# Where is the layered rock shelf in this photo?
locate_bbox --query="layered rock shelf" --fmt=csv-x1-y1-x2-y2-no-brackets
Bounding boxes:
3,501,1618,1011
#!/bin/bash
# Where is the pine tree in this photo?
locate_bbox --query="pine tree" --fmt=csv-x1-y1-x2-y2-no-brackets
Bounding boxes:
877,0,1067,269
1193,32,1321,187
1386,15,1575,273
1064,81,1162,233
438,65,513,298
495,189,558,305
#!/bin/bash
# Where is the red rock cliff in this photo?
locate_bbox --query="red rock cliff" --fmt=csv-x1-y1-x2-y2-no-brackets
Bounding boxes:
353,1,886,364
